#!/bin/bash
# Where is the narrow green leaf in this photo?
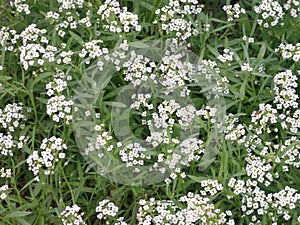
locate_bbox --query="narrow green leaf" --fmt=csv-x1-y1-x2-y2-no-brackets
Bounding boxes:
6,211,32,218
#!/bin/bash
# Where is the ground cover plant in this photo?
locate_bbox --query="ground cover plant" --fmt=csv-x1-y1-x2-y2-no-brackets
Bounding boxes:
0,0,300,224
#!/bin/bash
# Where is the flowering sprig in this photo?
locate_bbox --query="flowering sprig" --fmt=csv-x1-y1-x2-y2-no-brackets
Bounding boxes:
27,136,67,181
59,204,86,225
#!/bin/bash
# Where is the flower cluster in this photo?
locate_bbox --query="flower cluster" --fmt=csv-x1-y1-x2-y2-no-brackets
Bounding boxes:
0,167,11,178
79,40,108,64
201,59,230,95
0,103,26,132
223,3,246,22
0,103,27,157
10,0,30,15
224,114,246,143
242,35,254,43
119,142,151,172
45,4,93,38
18,24,58,70
275,42,300,62
199,179,223,196
273,70,298,110
0,134,27,157
0,184,9,200
228,178,300,223
97,0,141,33
279,136,300,170
137,193,234,225
84,123,113,156
241,63,253,72
56,0,84,12
254,0,284,28
0,26,19,52
283,0,300,18
245,155,273,186
217,49,234,63
60,204,86,225
46,69,74,124
27,136,67,181
154,0,203,45
96,199,119,220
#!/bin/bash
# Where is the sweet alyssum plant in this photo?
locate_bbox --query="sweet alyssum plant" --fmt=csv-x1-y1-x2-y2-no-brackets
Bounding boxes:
0,0,299,224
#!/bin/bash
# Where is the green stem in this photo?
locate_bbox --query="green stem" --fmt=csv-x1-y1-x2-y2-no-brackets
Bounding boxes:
59,162,75,204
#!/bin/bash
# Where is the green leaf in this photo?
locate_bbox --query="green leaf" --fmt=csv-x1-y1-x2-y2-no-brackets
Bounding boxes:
0,76,12,81
128,41,149,48
15,218,31,225
31,72,53,88
188,175,209,183
69,31,84,45
6,211,32,218
35,97,48,104
103,101,127,107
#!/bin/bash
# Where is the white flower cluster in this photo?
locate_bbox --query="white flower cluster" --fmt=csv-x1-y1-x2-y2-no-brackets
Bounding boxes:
57,0,84,12
254,0,284,28
0,133,15,157
0,103,25,132
250,103,278,134
97,0,141,33
228,178,300,223
224,114,246,143
200,179,223,196
96,199,119,220
223,3,246,22
241,63,253,72
176,105,197,128
60,204,86,225
84,124,113,156
201,59,230,95
46,6,93,37
203,23,210,32
217,49,234,63
121,45,197,95
242,35,254,43
283,0,300,17
119,142,151,172
160,53,196,95
10,0,30,15
137,193,234,225
46,69,74,124
27,136,67,181
130,93,153,111
0,134,27,157
177,137,204,166
46,96,74,124
57,50,73,65
18,24,58,70
280,136,300,170
271,186,300,220
245,155,273,186
0,184,9,200
273,70,298,110
0,103,28,157
123,53,157,87
79,40,109,64
154,0,203,45
275,42,300,62
0,168,11,178
123,49,197,95
0,26,19,52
